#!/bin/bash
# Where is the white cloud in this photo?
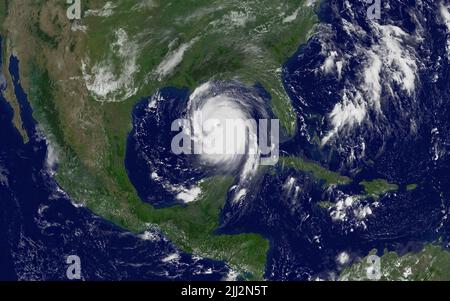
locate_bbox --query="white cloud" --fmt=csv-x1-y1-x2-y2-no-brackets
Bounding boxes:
82,28,140,102
155,38,198,80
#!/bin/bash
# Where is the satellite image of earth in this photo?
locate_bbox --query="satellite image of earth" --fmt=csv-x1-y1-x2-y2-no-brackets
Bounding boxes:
3,0,450,282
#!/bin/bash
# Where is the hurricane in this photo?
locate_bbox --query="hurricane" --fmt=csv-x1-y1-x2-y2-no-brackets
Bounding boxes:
126,81,276,205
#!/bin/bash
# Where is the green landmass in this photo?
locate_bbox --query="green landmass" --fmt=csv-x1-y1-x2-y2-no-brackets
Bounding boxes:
0,0,7,29
0,0,7,61
339,244,450,281
407,184,418,191
317,201,335,209
360,179,399,198
83,0,318,135
279,156,351,187
1,0,319,279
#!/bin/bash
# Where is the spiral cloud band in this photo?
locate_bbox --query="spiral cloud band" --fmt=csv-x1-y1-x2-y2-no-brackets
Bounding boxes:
171,81,279,202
